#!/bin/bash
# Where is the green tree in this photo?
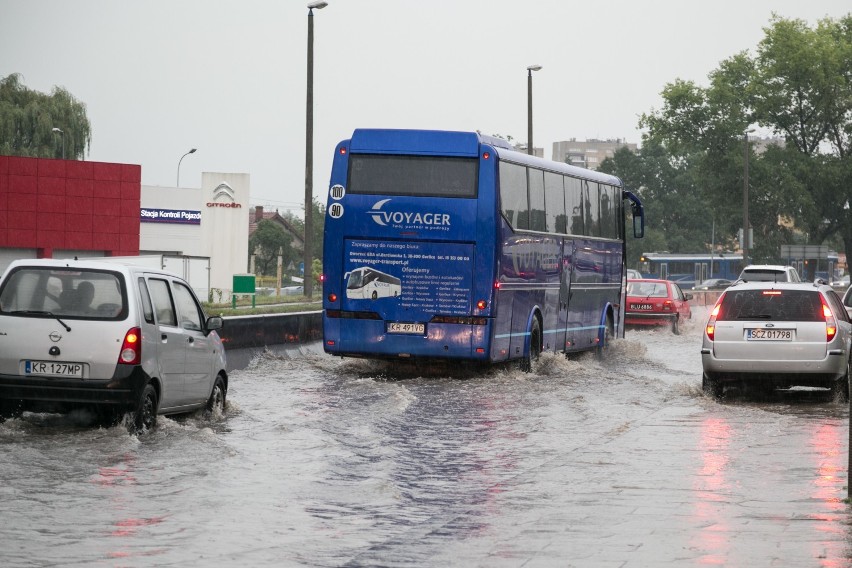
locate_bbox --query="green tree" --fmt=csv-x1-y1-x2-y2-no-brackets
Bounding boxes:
611,14,852,262
282,197,325,262
249,220,295,276
0,73,91,159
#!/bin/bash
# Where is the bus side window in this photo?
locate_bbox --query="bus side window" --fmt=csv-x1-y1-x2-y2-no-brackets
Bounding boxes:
499,161,529,230
583,181,601,237
565,176,583,235
599,185,618,239
544,171,565,234
528,168,546,232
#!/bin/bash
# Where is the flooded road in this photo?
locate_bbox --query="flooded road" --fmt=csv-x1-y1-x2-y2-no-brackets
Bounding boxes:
2,309,851,567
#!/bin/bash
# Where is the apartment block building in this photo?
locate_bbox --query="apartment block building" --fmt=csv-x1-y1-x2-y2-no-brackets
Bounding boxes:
552,138,638,170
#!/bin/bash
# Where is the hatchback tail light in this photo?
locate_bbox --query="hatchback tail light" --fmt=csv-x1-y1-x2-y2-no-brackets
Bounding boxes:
119,327,142,365
822,299,837,342
705,293,725,341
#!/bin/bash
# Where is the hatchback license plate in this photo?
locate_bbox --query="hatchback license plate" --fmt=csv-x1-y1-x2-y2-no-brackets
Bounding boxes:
25,360,84,378
630,303,653,310
388,322,425,334
747,329,793,341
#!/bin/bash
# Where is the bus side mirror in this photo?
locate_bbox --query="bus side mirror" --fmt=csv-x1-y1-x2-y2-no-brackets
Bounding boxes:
631,201,644,238
633,208,644,239
623,189,645,239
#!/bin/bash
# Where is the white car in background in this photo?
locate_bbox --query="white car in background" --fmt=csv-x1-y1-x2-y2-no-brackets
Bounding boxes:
738,264,801,282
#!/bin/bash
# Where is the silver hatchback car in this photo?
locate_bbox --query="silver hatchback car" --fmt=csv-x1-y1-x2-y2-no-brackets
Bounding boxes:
0,259,228,431
701,280,852,398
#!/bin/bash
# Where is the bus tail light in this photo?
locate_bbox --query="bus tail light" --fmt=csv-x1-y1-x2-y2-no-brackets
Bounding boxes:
320,274,327,282
476,300,487,310
822,299,837,342
119,327,142,365
328,293,338,303
705,294,725,341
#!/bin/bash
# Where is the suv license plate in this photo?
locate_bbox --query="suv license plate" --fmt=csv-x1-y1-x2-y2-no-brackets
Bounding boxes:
25,360,84,378
746,329,793,341
388,322,425,335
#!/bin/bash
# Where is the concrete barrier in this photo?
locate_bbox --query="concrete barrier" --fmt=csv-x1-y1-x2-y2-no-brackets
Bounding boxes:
687,290,724,307
218,310,323,370
219,310,322,349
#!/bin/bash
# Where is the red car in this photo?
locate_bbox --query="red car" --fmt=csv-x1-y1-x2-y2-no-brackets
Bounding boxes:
625,278,692,334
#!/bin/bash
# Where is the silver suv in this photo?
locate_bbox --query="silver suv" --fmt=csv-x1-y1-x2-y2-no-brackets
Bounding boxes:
738,264,801,283
0,259,228,431
701,280,851,398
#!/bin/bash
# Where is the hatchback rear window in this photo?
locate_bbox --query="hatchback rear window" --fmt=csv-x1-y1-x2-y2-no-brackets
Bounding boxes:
0,267,127,320
717,289,822,322
627,282,668,298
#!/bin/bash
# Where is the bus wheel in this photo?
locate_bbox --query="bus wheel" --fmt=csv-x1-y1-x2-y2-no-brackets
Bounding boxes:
595,315,613,361
519,318,542,373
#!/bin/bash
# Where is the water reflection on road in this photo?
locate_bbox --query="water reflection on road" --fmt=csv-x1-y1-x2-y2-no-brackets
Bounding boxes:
1,312,851,566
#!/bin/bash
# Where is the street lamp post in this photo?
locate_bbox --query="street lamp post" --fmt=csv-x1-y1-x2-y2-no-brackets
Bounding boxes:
52,127,64,159
177,148,197,187
742,132,750,265
527,65,542,156
305,0,328,299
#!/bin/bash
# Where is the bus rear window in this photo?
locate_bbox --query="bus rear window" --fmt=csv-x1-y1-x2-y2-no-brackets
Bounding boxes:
348,154,478,198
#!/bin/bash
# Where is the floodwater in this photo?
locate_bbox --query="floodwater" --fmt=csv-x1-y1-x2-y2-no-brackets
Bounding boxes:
2,308,851,567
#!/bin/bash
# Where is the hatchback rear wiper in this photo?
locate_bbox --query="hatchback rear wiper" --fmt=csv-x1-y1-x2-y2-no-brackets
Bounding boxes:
10,310,72,331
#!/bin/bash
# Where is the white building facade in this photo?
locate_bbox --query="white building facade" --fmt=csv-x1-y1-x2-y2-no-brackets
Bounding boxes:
141,172,249,299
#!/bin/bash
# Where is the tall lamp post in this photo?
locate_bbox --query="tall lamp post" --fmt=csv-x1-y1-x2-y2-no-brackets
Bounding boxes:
742,132,750,265
177,148,197,187
305,0,328,299
527,65,542,156
52,127,65,159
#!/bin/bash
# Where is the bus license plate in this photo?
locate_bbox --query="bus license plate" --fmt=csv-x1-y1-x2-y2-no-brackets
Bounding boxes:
746,329,793,341
388,322,425,335
25,360,84,378
630,303,653,310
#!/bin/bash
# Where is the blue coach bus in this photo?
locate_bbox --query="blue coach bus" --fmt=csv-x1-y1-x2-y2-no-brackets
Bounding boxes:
322,129,644,368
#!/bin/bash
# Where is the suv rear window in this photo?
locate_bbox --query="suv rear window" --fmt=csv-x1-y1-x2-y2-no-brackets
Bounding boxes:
0,267,127,320
740,269,789,282
718,289,822,322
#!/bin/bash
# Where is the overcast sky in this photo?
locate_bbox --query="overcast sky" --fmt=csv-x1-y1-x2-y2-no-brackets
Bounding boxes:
1,1,849,216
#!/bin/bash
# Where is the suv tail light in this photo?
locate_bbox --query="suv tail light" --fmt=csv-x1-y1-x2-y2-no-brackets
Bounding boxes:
705,293,725,341
119,327,142,365
821,299,837,342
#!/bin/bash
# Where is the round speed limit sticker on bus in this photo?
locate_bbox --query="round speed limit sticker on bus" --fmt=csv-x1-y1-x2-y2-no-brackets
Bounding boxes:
329,184,345,200
328,202,344,219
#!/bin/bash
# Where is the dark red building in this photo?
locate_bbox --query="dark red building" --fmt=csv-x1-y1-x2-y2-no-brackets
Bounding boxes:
0,155,141,266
